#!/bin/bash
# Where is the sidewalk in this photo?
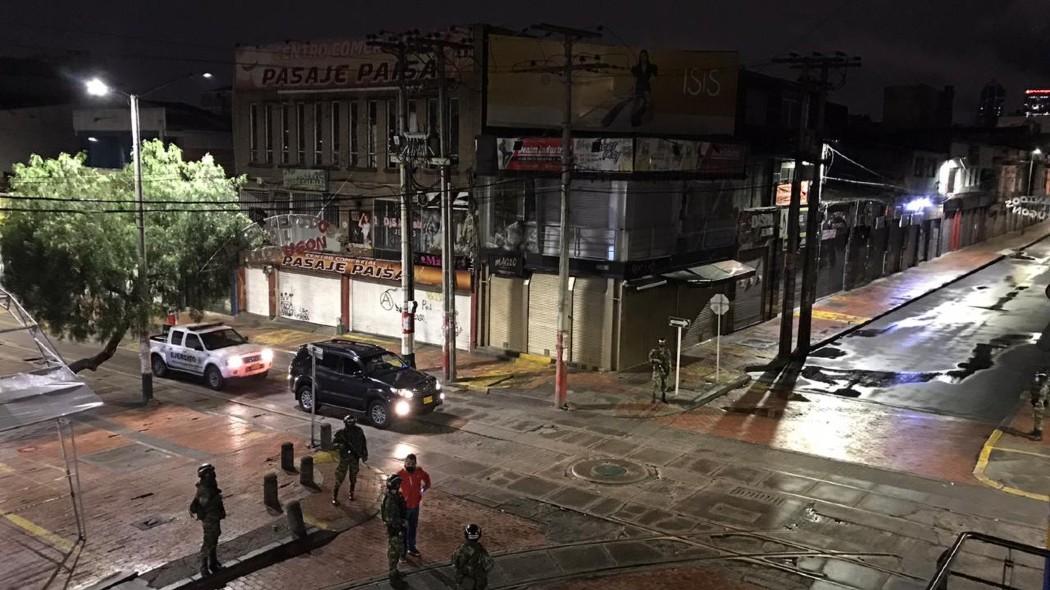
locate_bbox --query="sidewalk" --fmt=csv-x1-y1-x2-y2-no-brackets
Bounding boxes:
973,390,1050,502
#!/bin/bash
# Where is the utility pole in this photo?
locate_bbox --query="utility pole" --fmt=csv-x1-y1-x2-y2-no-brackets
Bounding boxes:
368,32,417,367
776,86,808,361
130,93,152,403
773,52,861,361
522,24,607,409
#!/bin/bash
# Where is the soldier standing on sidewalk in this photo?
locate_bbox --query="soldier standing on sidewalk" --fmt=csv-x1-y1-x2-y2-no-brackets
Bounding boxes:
331,415,368,505
452,523,495,590
381,474,408,583
649,338,671,404
1031,372,1048,440
189,463,226,578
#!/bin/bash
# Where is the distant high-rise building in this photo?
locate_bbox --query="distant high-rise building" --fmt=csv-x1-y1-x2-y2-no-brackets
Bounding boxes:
976,81,1006,126
1024,89,1050,117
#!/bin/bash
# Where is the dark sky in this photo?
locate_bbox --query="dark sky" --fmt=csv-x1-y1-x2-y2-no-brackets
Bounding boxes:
5,0,1049,121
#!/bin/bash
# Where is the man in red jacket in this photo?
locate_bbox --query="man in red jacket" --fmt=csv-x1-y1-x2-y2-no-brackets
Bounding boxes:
397,453,431,557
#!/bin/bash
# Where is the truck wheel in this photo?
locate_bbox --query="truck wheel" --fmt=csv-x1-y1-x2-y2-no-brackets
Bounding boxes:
368,400,391,429
297,386,315,412
204,365,225,391
151,354,168,378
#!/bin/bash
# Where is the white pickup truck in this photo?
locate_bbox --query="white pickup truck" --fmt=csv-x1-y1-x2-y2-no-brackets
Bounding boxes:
149,323,274,390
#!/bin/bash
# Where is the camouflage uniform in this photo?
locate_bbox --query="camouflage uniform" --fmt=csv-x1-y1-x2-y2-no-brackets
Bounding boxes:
381,488,407,579
452,540,495,590
189,478,226,576
1032,373,1048,439
648,342,671,403
332,423,368,502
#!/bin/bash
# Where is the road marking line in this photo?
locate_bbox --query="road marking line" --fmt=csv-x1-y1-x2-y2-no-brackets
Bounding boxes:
973,428,1050,502
2,513,74,552
989,445,1050,459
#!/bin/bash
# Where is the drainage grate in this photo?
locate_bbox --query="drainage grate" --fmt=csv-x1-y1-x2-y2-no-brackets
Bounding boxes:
729,486,786,506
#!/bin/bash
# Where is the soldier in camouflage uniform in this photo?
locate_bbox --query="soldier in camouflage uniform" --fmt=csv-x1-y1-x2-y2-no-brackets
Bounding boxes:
381,474,407,582
189,463,226,578
648,338,671,404
331,414,368,505
452,523,495,590
1032,372,1048,440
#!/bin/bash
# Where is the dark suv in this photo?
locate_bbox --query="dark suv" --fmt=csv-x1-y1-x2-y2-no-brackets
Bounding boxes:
288,340,444,428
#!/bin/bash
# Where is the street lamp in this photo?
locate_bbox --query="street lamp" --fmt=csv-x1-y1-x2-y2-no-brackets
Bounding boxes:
83,73,211,404
1028,147,1043,197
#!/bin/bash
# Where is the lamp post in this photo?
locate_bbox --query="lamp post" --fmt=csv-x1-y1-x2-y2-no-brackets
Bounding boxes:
1029,147,1043,197
84,73,212,404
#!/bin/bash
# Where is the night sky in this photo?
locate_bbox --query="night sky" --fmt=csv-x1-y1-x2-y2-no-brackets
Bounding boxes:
5,0,1049,121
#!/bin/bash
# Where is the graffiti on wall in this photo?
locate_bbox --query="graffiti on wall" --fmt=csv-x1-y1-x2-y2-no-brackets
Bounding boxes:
378,288,463,337
278,291,312,322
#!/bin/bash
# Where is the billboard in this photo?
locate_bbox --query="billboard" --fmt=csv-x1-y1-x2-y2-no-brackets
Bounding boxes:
486,35,738,135
496,137,634,172
235,39,470,91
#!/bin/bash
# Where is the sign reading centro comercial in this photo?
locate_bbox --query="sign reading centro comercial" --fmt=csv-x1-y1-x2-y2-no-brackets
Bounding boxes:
235,39,471,91
486,34,738,135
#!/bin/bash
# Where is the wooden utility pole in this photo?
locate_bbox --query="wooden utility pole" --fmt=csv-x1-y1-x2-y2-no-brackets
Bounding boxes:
773,52,861,360
521,23,608,409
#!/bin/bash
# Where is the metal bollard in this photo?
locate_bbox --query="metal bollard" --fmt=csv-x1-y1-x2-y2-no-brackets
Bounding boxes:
263,472,280,511
285,500,307,539
280,442,295,472
320,422,332,450
299,456,314,488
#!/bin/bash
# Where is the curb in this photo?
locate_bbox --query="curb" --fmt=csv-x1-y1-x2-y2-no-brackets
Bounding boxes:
809,230,1050,352
687,373,752,409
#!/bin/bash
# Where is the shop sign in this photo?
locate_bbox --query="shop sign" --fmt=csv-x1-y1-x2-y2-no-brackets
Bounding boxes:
775,181,811,206
575,138,634,172
282,251,402,281
415,253,471,270
737,207,776,250
266,214,343,255
489,252,525,277
282,168,328,191
634,139,746,175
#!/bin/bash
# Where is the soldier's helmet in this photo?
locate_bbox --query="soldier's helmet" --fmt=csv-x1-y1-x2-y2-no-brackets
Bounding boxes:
343,414,356,426
387,474,403,490
464,523,481,541
1037,372,1048,384
657,338,666,345
197,463,216,478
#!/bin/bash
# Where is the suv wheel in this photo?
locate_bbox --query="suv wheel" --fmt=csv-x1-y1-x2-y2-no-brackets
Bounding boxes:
368,400,392,429
298,386,315,412
204,365,225,390
151,355,168,378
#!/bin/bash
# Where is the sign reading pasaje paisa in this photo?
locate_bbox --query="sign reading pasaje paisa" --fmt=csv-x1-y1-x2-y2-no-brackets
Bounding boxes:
487,34,738,135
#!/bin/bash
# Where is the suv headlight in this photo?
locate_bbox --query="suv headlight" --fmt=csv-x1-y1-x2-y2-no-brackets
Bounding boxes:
435,381,442,391
261,348,274,363
397,388,414,399
227,356,243,369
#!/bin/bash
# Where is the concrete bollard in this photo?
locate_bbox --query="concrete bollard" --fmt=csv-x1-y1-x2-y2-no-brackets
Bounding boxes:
320,422,332,450
263,472,281,511
299,456,314,488
281,442,295,472
285,500,307,539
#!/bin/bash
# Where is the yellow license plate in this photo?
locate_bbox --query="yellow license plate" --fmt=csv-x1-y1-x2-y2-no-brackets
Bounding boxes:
423,396,434,404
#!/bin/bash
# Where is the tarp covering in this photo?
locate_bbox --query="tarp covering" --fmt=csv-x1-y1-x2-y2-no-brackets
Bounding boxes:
626,259,757,289
0,366,102,433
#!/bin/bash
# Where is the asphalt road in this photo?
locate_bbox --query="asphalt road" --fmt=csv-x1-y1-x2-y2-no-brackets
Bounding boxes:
797,236,1050,423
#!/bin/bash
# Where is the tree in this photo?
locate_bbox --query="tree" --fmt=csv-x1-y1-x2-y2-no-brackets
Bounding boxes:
1,141,261,373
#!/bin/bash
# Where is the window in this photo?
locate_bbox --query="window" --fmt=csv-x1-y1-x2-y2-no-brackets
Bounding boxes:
366,100,378,168
281,104,291,164
408,100,419,133
331,102,341,166
314,103,324,165
170,329,185,346
249,104,259,163
349,102,359,167
318,353,343,371
387,98,398,167
200,329,247,350
364,352,407,373
913,157,925,178
427,97,438,138
448,97,460,161
296,103,306,163
185,334,204,351
264,105,274,164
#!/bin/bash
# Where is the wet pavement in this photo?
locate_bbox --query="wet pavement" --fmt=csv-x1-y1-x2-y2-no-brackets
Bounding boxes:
796,237,1050,423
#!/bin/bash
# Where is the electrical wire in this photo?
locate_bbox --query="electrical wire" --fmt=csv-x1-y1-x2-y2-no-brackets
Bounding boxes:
825,146,892,181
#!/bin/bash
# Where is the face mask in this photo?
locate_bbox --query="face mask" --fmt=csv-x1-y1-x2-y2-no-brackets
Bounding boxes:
406,465,416,473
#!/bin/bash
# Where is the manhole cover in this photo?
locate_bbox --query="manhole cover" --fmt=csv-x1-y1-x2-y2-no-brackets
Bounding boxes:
570,457,651,485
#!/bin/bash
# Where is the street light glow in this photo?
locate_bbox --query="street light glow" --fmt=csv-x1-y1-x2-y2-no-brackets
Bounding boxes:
1034,148,1043,156
85,78,110,97
202,72,213,79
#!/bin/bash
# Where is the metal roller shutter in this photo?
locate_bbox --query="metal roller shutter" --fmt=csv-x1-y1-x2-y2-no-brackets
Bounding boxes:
278,271,341,326
488,277,526,351
570,277,606,368
733,256,764,330
527,273,560,357
246,267,269,316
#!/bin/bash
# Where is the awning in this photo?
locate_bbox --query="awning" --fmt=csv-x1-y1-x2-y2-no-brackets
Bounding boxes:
626,259,756,290
0,366,102,433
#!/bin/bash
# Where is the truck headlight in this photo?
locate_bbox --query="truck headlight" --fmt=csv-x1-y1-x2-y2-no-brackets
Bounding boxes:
397,388,414,399
227,356,243,369
436,381,442,391
261,348,274,363
394,400,411,416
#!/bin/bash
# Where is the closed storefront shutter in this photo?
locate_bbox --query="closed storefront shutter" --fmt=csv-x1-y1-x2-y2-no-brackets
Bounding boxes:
816,236,847,299
277,271,341,326
570,277,606,368
527,273,560,357
246,267,269,316
488,277,526,351
733,255,764,330
352,281,472,348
